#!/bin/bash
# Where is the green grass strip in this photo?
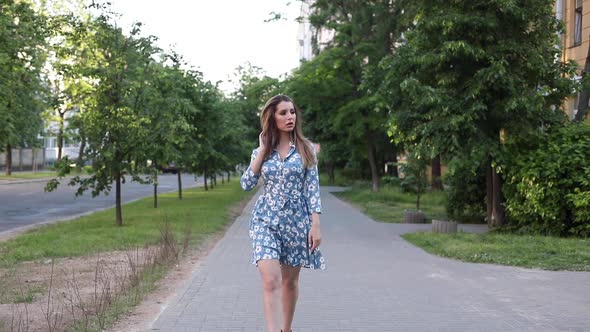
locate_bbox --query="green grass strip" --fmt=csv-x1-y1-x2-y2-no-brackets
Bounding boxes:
0,171,58,180
0,180,253,267
403,231,590,271
333,183,448,223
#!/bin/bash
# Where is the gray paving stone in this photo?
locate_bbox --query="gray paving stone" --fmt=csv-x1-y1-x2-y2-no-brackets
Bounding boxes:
152,187,590,331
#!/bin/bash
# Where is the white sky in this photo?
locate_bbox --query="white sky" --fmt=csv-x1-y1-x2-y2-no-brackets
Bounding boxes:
109,0,302,92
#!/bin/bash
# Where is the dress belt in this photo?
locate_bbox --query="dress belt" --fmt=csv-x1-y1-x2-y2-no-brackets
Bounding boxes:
263,190,302,210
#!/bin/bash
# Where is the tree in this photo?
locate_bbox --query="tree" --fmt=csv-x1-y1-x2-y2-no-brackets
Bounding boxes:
47,5,161,226
215,97,249,183
304,0,403,191
381,0,577,228
43,8,88,163
140,57,192,206
191,79,226,191
0,0,48,175
285,47,356,183
230,62,284,149
399,149,429,211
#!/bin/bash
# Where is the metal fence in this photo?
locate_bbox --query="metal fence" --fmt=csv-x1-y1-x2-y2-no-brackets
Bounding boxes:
0,148,46,171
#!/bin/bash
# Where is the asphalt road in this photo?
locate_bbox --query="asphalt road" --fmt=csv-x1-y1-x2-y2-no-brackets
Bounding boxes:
0,174,201,235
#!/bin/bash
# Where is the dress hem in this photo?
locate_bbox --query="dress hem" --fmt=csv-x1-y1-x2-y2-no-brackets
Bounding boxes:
251,258,326,270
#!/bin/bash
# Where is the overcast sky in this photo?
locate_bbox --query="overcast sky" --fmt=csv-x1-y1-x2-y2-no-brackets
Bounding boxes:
109,0,302,92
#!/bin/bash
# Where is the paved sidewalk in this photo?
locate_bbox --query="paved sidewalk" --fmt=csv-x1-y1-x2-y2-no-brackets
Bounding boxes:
151,187,590,332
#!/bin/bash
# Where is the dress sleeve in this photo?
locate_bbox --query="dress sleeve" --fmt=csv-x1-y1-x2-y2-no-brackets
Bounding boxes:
304,146,322,214
240,148,261,191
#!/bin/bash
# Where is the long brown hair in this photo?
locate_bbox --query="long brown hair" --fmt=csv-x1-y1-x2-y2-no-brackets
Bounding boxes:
259,95,316,167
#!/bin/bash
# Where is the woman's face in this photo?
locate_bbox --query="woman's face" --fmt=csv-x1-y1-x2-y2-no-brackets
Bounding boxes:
274,101,296,133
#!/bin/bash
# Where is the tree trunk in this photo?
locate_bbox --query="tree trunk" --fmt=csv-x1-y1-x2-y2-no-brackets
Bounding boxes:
486,156,505,228
77,137,86,172
486,158,493,224
227,171,230,183
6,143,12,176
19,148,23,171
153,168,158,208
115,172,123,226
431,155,443,190
491,166,505,227
575,35,590,121
390,153,399,177
366,131,379,192
203,171,208,191
177,171,183,200
575,89,589,121
221,174,225,184
328,163,335,184
57,112,64,161
32,147,37,173
213,174,217,187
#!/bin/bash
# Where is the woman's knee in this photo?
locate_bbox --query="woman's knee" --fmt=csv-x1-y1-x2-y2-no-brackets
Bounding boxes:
260,272,281,292
282,275,299,290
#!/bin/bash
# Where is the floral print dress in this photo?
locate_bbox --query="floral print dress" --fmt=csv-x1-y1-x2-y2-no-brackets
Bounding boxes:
240,142,326,270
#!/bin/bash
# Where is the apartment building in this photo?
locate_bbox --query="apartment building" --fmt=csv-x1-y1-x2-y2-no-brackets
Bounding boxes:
296,0,334,61
558,0,590,120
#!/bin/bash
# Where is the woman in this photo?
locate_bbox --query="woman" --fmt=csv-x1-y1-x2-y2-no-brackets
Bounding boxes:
241,94,326,332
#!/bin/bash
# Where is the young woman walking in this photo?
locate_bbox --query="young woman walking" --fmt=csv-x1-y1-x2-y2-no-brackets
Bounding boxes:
241,95,326,332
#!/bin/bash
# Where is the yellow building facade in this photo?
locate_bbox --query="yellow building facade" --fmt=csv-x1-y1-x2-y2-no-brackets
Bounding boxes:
559,0,590,120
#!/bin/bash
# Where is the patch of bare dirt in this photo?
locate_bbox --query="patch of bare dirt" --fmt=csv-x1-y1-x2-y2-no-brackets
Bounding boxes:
107,194,253,332
0,191,254,332
106,233,225,332
0,248,155,332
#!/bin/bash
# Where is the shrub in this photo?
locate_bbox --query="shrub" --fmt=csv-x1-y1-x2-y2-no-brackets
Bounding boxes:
381,175,401,187
443,155,487,223
503,123,590,237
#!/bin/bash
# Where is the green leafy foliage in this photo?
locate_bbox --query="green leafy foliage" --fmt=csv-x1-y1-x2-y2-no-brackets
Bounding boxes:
380,0,578,226
382,0,575,157
42,3,248,224
297,0,404,191
503,124,590,237
398,150,429,210
444,154,487,223
0,0,48,156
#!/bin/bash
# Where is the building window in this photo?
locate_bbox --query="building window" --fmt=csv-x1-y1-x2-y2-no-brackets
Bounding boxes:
574,0,583,46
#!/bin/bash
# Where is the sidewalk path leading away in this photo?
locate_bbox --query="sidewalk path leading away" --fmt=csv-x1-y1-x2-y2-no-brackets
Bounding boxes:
151,187,590,332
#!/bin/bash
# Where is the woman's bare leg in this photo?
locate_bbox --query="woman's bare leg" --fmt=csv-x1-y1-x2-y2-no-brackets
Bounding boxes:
281,264,302,332
258,259,283,332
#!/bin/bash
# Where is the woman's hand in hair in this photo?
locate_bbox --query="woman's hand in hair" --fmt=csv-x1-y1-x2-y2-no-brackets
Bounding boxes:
258,132,267,150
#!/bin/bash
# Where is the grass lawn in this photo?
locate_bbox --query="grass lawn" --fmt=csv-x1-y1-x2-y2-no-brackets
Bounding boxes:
330,181,589,271
332,183,447,223
0,180,253,267
319,171,354,187
403,231,590,271
0,171,58,180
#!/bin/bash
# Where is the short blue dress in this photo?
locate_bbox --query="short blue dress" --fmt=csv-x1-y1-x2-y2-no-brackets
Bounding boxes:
240,142,326,270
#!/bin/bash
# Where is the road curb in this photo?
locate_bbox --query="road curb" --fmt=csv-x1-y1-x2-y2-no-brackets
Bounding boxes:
0,178,55,185
0,180,203,242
